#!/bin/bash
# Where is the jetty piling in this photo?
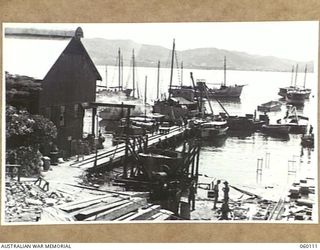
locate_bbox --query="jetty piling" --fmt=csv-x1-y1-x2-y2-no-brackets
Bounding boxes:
256,158,263,183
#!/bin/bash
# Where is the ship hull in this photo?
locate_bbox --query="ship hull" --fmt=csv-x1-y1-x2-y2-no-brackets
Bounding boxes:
207,85,244,98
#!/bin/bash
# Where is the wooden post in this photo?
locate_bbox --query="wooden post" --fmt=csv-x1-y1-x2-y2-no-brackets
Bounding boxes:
123,107,131,178
195,142,200,185
91,107,97,136
256,158,263,183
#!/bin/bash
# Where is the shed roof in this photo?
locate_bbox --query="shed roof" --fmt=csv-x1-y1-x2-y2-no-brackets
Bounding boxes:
4,33,101,81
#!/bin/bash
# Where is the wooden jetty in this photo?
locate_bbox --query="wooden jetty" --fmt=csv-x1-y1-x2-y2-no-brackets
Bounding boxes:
70,126,187,172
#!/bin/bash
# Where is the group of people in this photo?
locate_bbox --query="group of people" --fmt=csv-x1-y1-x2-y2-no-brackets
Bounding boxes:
212,179,231,220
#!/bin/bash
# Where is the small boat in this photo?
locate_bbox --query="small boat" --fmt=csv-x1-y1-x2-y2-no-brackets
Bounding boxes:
277,115,308,134
257,101,282,113
200,119,229,138
279,64,311,100
261,124,290,136
278,86,295,98
285,89,308,105
277,106,309,134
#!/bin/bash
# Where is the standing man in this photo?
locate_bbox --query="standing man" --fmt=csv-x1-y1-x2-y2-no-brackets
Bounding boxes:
309,125,313,135
223,181,230,203
213,180,221,210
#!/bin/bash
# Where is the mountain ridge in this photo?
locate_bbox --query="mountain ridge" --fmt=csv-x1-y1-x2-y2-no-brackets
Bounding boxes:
82,38,313,72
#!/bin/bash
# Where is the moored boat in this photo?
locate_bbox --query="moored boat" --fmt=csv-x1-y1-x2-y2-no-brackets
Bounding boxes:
285,89,308,105
281,64,311,105
207,84,245,98
153,40,202,122
261,124,290,136
277,115,308,134
257,100,282,113
200,119,229,138
205,56,245,99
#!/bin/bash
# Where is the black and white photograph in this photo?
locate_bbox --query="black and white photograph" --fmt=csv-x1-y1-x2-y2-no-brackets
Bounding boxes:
2,21,318,224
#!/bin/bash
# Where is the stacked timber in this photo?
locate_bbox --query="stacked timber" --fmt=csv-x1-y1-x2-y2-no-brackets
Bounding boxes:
283,178,315,221
41,194,174,222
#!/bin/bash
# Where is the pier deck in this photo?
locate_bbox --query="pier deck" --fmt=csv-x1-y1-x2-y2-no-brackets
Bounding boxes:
70,126,186,171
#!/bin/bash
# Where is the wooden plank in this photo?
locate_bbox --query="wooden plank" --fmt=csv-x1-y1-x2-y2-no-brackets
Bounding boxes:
150,210,173,221
113,211,137,221
122,205,161,221
40,207,75,222
58,194,113,212
85,198,147,221
74,198,130,220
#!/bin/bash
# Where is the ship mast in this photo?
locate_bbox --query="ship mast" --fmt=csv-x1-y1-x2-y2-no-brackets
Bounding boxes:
118,48,121,90
303,64,307,89
121,54,124,90
105,65,108,88
294,64,299,87
223,56,227,87
290,65,294,86
157,60,160,99
132,49,135,98
144,75,148,118
181,61,183,87
168,39,175,99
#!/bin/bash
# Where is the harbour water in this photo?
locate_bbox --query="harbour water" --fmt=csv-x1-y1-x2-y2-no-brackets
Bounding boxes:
95,65,317,196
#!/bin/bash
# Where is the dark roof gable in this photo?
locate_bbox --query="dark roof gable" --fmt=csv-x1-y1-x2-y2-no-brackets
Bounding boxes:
61,37,102,80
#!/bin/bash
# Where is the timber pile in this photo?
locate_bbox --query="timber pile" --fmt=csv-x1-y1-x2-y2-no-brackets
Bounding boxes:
41,195,174,222
281,178,315,221
5,180,174,223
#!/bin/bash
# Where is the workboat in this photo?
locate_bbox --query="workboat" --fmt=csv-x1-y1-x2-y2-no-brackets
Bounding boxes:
153,40,202,121
226,114,268,132
279,64,311,101
286,89,309,105
206,57,245,98
199,119,229,138
278,86,296,98
277,115,308,134
257,101,282,113
261,124,290,136
276,106,308,134
190,79,229,139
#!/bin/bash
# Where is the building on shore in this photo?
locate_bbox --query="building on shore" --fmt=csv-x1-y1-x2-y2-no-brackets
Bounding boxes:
5,27,102,156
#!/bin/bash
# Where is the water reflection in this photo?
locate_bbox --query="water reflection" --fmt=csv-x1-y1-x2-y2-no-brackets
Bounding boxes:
201,136,227,148
260,133,290,141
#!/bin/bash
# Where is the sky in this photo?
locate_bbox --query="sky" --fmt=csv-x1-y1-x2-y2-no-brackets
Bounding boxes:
4,21,319,62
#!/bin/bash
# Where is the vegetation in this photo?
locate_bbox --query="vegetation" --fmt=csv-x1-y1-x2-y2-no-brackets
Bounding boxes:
6,73,57,175
6,72,42,113
6,105,57,175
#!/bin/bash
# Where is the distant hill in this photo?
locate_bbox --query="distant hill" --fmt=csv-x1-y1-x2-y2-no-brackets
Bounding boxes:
82,38,314,72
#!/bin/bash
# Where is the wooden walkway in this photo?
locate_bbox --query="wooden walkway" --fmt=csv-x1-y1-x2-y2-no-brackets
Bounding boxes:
70,126,186,170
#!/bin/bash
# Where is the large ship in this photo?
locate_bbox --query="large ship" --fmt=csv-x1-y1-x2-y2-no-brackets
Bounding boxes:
206,56,245,98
